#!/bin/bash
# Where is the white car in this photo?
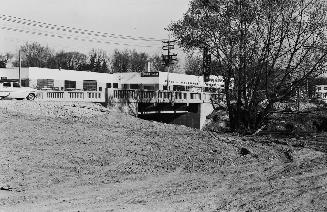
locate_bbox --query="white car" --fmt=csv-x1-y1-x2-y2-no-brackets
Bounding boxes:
0,80,37,100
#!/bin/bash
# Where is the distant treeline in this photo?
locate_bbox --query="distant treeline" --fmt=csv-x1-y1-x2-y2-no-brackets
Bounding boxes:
1,42,226,76
2,42,181,73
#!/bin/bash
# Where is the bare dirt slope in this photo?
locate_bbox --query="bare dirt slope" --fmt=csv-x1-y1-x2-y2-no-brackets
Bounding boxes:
0,100,326,212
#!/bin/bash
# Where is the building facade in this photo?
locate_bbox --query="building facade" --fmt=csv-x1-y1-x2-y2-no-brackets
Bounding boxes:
0,67,228,92
0,67,119,91
119,71,227,92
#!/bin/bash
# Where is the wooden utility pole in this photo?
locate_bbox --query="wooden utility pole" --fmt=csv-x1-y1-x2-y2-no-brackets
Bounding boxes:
162,40,177,90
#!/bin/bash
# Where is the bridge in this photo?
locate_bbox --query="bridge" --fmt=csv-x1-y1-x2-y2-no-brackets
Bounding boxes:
109,90,222,129
36,89,223,129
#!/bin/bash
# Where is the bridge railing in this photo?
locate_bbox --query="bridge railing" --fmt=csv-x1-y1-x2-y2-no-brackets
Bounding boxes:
139,90,156,101
36,89,223,104
157,91,174,103
37,91,105,102
45,91,64,99
110,89,222,104
85,91,104,101
113,89,137,99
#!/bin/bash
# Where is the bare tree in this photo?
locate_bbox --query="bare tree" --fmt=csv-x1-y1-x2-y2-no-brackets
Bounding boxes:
14,42,54,68
0,53,13,68
55,51,88,71
130,50,148,72
88,49,110,73
111,49,131,73
111,49,149,73
150,55,166,72
169,0,327,133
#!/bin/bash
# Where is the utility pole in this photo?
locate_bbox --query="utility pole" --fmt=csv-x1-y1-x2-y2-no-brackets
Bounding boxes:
18,50,21,84
162,40,177,90
203,46,211,83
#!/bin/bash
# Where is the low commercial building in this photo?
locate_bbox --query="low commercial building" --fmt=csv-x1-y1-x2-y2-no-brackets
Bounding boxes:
119,71,226,92
0,67,119,91
0,67,228,92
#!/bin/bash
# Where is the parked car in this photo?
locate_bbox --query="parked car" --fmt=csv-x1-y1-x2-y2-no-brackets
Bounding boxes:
0,80,37,100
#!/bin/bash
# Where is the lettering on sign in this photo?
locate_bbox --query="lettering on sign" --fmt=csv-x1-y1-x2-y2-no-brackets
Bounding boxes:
141,72,159,77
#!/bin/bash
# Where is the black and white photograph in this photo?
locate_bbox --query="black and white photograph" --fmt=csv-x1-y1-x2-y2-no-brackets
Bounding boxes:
0,0,327,211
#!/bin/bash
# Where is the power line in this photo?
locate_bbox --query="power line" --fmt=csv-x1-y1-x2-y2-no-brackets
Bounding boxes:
1,22,89,40
0,14,164,42
0,17,168,48
0,13,161,41
0,24,159,48
0,21,118,45
3,36,104,53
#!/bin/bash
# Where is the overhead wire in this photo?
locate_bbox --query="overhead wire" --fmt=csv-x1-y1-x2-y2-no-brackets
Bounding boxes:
3,36,103,52
1,21,112,44
0,14,165,42
0,23,161,48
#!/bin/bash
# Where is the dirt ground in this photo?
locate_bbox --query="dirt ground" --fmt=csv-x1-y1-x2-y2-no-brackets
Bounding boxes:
0,100,326,212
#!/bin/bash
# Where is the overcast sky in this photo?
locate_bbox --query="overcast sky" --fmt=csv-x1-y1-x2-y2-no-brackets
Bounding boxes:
0,0,190,57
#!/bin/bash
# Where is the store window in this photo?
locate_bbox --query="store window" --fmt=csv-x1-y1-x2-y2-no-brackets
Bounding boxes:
37,79,54,89
83,80,97,91
64,80,76,90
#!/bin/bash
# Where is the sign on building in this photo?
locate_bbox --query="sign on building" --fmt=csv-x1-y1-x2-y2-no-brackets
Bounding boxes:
141,72,159,77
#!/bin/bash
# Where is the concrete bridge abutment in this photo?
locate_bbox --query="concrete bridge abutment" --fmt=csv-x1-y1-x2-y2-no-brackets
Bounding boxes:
138,102,214,129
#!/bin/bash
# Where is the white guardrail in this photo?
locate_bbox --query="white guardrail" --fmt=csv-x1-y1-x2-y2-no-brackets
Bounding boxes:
110,89,222,104
36,91,105,102
36,89,223,104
